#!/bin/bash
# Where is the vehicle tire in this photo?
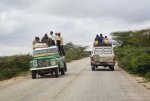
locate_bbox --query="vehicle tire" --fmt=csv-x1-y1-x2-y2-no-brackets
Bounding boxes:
109,66,114,71
32,70,36,79
91,64,96,71
60,67,65,75
54,68,59,78
64,62,67,72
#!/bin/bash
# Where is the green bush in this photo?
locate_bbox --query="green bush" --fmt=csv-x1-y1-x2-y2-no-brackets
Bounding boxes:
145,72,150,81
112,29,150,80
64,42,89,62
0,54,32,80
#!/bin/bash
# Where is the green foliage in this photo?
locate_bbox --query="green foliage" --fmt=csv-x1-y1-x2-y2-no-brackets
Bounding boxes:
111,29,150,47
64,42,89,62
111,29,150,80
0,54,32,80
145,72,150,81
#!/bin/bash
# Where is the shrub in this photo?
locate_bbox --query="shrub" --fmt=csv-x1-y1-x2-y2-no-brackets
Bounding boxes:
112,29,150,80
145,72,150,81
0,54,32,80
64,42,89,62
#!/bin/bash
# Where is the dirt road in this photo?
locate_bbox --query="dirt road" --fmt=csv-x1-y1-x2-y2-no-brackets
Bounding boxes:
0,58,150,101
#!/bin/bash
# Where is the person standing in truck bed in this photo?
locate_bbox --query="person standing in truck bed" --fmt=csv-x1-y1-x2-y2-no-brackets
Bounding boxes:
56,33,65,55
49,31,56,45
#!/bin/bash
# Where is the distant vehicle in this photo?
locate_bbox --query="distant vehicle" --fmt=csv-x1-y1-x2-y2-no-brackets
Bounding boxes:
90,46,115,71
30,45,67,79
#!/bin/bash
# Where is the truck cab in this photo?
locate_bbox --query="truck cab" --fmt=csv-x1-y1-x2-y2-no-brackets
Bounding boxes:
90,46,115,71
30,45,67,79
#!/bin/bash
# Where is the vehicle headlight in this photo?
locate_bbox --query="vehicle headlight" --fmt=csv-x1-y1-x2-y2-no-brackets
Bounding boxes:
30,61,33,68
33,60,38,67
51,60,57,66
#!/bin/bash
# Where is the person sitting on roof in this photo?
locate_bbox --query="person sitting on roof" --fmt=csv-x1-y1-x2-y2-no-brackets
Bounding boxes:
41,33,52,47
99,34,104,46
94,35,100,46
102,36,112,46
32,36,44,50
32,36,40,45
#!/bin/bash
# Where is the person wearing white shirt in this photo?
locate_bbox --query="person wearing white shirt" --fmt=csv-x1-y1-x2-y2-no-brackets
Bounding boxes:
50,31,55,45
56,33,65,55
55,33,58,44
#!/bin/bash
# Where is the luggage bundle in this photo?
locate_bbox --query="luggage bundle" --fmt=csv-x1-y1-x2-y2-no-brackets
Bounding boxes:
103,39,111,45
94,40,99,46
33,43,48,49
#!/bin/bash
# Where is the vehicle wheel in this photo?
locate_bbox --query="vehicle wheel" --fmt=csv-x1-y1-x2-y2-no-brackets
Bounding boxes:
64,62,67,72
32,70,36,79
60,67,65,75
109,66,114,71
91,64,96,71
54,68,59,78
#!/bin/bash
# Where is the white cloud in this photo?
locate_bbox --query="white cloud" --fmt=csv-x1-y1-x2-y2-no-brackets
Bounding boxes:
0,44,32,56
0,10,22,34
0,0,150,56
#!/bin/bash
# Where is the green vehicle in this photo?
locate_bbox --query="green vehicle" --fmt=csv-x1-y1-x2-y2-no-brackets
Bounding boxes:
30,46,67,79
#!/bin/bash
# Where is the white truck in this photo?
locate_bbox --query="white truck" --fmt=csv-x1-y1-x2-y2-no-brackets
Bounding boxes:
90,46,115,71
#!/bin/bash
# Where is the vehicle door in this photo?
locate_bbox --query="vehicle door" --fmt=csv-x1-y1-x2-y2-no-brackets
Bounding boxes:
93,47,103,62
103,47,114,62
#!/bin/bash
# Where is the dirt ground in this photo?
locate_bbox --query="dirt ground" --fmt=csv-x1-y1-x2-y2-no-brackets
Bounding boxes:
0,76,29,88
131,74,150,90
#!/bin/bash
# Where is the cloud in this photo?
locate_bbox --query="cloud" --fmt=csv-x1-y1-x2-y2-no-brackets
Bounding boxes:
0,12,21,34
0,44,32,56
25,0,150,23
0,0,150,56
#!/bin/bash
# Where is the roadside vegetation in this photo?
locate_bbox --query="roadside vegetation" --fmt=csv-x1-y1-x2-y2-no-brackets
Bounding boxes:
0,42,89,81
0,54,32,81
111,29,150,81
64,42,89,62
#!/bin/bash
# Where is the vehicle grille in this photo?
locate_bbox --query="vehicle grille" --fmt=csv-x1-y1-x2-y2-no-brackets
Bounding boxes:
37,59,51,67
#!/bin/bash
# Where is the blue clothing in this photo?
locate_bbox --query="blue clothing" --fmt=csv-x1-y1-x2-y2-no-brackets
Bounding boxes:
99,36,104,44
95,35,99,41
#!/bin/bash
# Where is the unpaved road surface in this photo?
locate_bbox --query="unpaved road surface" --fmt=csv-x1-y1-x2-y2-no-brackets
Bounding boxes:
0,58,150,101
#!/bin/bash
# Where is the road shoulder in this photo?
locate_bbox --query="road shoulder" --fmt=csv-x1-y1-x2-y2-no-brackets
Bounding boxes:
117,62,150,90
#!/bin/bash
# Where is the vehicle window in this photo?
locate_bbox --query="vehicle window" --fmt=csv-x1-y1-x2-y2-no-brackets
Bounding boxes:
103,48,112,54
94,48,103,54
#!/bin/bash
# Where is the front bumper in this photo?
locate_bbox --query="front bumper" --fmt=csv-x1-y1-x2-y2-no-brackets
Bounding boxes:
30,65,58,71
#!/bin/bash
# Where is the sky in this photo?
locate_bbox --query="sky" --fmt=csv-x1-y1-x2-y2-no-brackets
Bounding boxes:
0,0,150,56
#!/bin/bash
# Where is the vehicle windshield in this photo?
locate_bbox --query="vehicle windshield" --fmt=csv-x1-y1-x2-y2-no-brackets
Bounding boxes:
94,47,112,54
33,46,58,57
